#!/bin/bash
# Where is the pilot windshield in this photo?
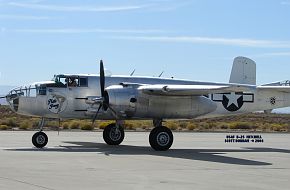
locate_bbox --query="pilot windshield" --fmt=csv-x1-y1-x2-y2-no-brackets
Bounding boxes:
52,75,82,88
54,76,67,87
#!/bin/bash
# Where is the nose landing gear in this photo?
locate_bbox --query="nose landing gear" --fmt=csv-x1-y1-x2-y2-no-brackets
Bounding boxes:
32,131,48,148
32,118,48,148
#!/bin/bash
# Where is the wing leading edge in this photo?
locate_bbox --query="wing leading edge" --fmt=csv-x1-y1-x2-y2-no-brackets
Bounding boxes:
139,84,255,96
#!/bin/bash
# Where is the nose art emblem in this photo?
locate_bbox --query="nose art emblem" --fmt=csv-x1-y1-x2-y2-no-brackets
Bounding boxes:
47,94,67,114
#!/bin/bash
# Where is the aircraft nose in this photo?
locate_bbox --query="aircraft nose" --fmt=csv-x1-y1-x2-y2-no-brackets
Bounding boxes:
6,86,25,112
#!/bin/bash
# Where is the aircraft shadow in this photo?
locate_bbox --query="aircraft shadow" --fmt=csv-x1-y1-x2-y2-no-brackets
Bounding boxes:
6,141,290,166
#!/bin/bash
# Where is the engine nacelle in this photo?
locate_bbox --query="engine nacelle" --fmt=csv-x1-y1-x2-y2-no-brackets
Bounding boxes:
105,85,217,119
105,85,138,118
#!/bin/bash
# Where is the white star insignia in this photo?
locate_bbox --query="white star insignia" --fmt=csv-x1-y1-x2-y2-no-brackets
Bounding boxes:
225,92,241,108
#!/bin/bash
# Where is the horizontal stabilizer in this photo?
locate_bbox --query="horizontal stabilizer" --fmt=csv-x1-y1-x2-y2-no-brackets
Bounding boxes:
261,80,290,87
259,80,290,92
257,86,290,93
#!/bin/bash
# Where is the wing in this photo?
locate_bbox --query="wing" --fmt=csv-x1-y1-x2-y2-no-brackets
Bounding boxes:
257,86,290,93
139,84,254,96
258,80,290,93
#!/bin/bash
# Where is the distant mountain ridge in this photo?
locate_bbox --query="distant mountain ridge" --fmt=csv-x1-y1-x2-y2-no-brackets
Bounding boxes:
0,85,15,105
0,98,7,105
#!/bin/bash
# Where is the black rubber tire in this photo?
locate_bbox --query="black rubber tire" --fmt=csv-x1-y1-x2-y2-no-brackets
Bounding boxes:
149,126,173,151
32,132,48,148
103,124,125,145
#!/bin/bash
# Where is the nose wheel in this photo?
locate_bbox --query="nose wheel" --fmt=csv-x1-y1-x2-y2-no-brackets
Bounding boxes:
32,131,48,148
32,118,48,148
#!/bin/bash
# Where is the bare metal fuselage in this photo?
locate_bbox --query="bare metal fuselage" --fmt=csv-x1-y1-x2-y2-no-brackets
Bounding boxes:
7,75,290,120
5,57,290,151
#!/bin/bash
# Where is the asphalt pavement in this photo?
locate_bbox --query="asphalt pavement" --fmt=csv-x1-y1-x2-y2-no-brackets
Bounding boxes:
0,131,289,190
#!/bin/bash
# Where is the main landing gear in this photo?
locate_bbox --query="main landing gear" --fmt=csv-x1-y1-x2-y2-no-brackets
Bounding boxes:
102,119,173,151
149,126,173,151
32,118,48,148
149,119,173,151
103,122,125,145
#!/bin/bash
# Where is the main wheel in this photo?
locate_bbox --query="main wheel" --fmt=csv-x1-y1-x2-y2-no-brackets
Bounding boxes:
32,132,48,148
149,126,173,151
103,124,125,145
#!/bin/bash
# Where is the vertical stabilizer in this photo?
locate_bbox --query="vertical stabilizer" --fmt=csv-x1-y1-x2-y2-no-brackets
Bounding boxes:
229,56,256,85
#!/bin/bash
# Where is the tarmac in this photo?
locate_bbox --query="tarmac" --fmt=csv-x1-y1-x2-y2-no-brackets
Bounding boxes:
0,131,289,190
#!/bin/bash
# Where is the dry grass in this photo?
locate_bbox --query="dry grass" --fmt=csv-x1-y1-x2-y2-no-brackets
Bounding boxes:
0,106,289,132
0,125,9,130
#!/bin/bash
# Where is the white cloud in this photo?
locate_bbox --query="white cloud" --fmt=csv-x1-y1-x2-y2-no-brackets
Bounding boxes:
252,52,290,58
12,28,164,34
0,14,50,20
9,2,146,12
147,0,194,12
112,36,290,48
7,0,192,12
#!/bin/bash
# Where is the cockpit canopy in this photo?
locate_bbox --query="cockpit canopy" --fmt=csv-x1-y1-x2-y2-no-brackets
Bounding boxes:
51,74,88,88
5,74,89,112
7,75,88,101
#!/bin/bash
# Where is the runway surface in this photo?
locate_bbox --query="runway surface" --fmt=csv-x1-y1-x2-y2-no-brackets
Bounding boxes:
0,131,289,190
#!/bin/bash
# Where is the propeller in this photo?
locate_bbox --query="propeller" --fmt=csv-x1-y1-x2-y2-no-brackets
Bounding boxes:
92,60,118,126
0,92,23,100
100,60,105,98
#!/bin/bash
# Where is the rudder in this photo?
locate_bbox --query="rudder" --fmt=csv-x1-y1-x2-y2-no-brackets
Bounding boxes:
229,56,256,85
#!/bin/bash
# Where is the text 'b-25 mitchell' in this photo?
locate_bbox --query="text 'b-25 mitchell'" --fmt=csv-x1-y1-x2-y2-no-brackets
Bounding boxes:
1,56,290,151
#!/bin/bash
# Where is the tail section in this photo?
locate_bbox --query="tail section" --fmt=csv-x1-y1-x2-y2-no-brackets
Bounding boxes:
229,56,256,85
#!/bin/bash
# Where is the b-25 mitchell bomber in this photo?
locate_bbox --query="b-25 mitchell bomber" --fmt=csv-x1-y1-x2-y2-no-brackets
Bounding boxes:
1,56,290,151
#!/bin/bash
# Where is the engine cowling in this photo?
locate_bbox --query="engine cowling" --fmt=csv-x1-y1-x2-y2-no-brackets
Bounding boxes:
105,84,217,119
105,85,138,118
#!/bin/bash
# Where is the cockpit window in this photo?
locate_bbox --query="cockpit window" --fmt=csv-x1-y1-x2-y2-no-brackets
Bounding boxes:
37,86,47,95
50,75,67,88
52,75,88,88
55,76,67,87
68,77,78,87
79,77,88,87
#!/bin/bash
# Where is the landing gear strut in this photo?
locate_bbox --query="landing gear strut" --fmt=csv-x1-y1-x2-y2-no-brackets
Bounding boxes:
103,122,125,145
32,118,48,148
149,119,173,151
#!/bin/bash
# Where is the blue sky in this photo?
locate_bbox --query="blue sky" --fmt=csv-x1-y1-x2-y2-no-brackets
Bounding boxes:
0,0,290,86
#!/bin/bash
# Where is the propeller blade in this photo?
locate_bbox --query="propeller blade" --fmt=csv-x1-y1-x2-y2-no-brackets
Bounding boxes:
0,96,6,99
95,60,118,120
100,60,105,98
106,104,118,119
92,104,103,127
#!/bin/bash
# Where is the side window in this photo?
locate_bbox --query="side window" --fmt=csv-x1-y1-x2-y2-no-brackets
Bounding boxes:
68,77,78,87
29,87,37,97
79,77,88,87
38,86,47,95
